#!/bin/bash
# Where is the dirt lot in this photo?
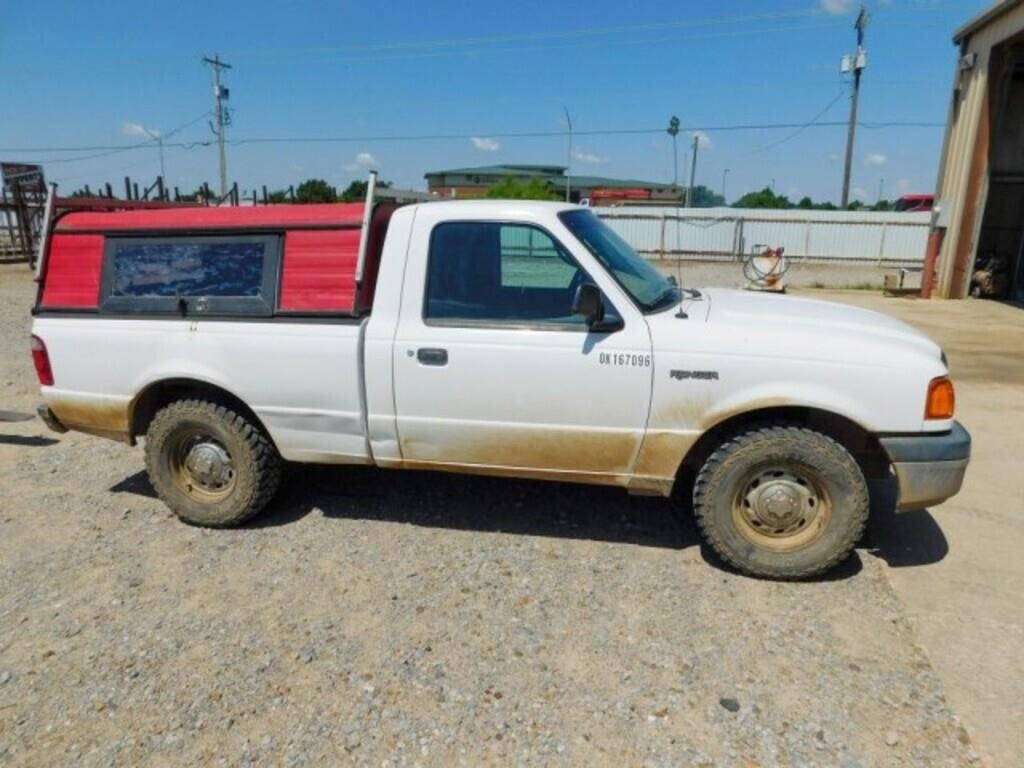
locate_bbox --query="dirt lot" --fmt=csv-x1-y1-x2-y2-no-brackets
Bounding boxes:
0,265,1016,766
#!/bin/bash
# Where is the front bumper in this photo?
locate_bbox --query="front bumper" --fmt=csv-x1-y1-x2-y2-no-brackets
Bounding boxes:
879,421,971,511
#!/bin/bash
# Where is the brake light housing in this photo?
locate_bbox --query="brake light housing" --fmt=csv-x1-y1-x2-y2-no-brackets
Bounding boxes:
30,335,54,386
925,376,955,420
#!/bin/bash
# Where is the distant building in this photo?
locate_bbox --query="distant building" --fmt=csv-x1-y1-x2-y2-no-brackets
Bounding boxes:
424,164,682,204
931,0,1024,301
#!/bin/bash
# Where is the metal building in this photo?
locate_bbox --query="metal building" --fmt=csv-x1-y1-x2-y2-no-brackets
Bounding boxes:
931,0,1024,302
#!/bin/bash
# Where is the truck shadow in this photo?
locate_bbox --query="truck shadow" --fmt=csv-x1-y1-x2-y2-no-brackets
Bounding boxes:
266,464,698,552
109,466,948,579
0,434,60,447
863,477,950,568
264,464,867,581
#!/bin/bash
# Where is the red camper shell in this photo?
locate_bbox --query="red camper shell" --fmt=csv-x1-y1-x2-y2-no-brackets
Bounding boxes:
36,202,399,315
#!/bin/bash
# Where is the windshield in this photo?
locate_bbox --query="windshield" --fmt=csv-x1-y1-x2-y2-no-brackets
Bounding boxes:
559,209,680,313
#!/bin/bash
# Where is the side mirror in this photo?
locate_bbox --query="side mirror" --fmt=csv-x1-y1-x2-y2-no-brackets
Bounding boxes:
572,282,605,326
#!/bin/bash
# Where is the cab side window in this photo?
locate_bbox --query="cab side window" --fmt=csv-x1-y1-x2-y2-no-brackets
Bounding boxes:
425,222,587,326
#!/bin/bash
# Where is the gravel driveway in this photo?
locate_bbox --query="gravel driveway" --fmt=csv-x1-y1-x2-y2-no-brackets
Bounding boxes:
0,266,980,766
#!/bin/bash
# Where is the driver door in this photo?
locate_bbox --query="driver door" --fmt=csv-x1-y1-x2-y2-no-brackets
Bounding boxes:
392,213,653,482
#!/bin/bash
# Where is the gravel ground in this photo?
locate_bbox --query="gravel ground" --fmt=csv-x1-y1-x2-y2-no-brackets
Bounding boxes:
0,265,981,767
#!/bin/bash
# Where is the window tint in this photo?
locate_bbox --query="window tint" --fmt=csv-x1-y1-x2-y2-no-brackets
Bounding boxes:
101,235,280,315
426,222,588,326
559,210,678,312
499,227,577,289
111,241,265,297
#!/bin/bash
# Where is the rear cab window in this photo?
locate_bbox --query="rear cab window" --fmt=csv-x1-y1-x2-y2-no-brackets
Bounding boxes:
100,235,280,315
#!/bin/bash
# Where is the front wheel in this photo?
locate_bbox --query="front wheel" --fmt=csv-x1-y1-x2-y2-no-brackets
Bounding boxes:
693,425,869,579
144,399,281,527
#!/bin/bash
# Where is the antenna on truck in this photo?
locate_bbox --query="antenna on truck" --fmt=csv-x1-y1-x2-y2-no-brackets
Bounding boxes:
354,170,377,288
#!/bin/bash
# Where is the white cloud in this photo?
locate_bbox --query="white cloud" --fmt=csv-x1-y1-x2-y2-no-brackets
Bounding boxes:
820,0,856,15
344,151,377,172
852,186,869,200
865,152,887,167
470,136,500,152
690,130,713,149
572,148,607,164
122,121,157,138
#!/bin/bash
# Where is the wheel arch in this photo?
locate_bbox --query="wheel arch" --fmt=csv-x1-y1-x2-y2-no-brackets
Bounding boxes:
129,377,275,450
679,405,889,481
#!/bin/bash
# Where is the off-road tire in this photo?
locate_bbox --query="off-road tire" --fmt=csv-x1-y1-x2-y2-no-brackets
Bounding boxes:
144,399,281,527
693,424,869,579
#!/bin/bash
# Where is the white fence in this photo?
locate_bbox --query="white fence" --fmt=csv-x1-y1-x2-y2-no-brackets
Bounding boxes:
594,206,931,267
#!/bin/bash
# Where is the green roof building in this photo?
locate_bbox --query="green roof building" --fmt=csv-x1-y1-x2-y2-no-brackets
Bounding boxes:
424,164,682,204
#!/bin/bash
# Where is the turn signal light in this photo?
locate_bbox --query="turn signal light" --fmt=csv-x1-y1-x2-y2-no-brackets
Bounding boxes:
925,376,955,420
30,335,54,386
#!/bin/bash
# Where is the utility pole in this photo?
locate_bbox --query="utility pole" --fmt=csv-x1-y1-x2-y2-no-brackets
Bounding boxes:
563,107,573,203
721,168,730,203
685,134,699,207
840,7,868,209
203,55,233,198
667,116,680,188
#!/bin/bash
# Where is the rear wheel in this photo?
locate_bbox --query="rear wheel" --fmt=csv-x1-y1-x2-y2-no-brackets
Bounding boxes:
144,399,281,527
693,425,868,579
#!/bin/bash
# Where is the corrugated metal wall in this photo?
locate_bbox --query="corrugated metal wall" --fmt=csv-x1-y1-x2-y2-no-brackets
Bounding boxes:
594,206,931,266
934,2,1024,298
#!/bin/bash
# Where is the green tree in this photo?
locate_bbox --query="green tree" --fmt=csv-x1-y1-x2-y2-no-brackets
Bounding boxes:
294,178,337,204
796,195,837,211
732,187,794,209
689,185,725,207
871,199,893,212
485,176,560,201
339,178,392,202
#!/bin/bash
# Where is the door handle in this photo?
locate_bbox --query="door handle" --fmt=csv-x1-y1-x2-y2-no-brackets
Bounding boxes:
417,347,448,366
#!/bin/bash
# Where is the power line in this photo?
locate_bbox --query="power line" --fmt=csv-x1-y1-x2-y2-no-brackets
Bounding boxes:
751,86,848,154
0,119,946,158
230,9,822,58
22,112,212,164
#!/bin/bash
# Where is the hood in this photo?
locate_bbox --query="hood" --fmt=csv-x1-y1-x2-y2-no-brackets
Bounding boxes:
700,288,942,363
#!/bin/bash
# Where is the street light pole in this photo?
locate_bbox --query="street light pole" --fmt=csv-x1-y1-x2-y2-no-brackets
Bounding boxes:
722,168,730,203
563,107,573,203
667,116,680,189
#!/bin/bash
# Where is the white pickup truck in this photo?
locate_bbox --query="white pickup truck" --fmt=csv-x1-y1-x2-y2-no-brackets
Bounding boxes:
30,187,969,578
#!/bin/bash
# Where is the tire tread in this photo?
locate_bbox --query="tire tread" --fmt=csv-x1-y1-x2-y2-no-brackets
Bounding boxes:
693,424,869,580
144,398,281,527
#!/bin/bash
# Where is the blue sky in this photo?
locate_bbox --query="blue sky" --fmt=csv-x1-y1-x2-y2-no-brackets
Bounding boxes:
1,0,987,203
